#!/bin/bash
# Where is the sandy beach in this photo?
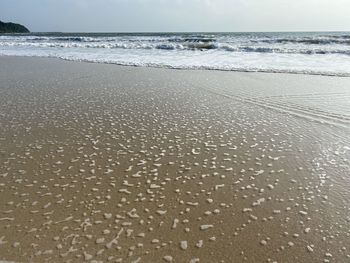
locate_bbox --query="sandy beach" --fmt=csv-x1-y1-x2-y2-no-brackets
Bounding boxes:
0,56,350,263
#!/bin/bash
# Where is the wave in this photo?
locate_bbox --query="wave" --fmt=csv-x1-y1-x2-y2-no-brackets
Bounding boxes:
1,41,349,55
1,35,215,43
255,37,350,45
222,45,350,55
168,37,216,43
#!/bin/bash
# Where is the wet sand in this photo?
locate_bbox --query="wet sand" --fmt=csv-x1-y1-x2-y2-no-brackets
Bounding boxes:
0,56,350,263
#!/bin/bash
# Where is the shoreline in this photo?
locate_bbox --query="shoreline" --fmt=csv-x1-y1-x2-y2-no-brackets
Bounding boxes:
0,56,349,262
1,54,350,78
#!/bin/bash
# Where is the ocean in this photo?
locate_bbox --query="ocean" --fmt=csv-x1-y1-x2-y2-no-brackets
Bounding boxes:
1,32,350,76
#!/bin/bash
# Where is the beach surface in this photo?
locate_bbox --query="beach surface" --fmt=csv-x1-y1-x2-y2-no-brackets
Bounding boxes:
0,56,350,263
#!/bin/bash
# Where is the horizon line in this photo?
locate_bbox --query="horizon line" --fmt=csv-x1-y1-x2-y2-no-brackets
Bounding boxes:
11,30,350,34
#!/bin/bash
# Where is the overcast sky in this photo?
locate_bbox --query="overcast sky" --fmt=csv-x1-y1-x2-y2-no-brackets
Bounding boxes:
1,0,349,32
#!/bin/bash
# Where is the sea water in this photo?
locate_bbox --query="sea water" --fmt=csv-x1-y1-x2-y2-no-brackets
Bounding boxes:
1,32,350,76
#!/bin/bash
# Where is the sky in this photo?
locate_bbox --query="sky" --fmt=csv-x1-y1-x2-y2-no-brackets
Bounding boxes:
1,0,350,32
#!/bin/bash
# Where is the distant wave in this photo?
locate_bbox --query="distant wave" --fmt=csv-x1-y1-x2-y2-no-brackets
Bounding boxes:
221,45,350,55
256,36,350,45
4,34,350,45
168,37,216,43
1,41,350,55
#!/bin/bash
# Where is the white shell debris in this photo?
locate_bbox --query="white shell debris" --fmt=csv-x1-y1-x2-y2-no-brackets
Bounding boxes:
180,240,188,250
200,225,214,230
163,255,173,262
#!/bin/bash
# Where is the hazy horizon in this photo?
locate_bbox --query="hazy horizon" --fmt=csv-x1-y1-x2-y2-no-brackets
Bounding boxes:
1,0,350,33
2,29,350,34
